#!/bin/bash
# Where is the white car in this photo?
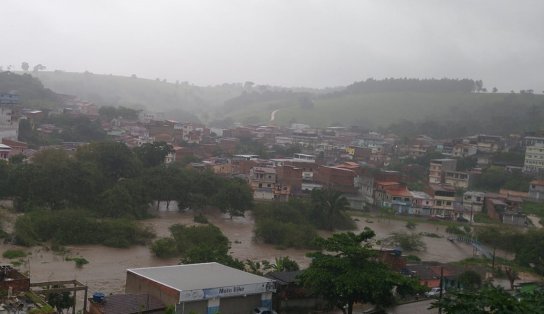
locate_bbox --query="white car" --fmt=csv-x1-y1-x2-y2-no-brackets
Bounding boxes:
253,307,277,314
425,287,445,298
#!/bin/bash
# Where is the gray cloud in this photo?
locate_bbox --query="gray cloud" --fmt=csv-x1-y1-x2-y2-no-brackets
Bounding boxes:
2,0,543,91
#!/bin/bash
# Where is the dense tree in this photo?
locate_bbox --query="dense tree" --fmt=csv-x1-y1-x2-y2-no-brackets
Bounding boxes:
151,223,244,269
98,105,140,120
311,188,351,231
134,142,173,168
212,178,253,218
76,142,141,183
21,62,29,72
342,78,480,94
32,64,46,72
471,166,531,192
432,285,544,313
253,201,318,248
300,229,422,314
47,287,74,314
14,210,153,247
269,256,300,272
457,270,482,290
385,232,426,252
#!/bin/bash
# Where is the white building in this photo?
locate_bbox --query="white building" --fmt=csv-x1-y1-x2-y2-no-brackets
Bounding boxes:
126,263,276,314
523,143,544,174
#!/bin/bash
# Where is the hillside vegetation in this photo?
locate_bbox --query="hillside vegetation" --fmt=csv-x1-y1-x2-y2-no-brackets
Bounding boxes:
0,71,59,108
223,79,544,138
32,71,246,122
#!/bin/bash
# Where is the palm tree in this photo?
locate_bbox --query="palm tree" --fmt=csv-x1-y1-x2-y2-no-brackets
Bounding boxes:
312,188,350,231
269,256,300,272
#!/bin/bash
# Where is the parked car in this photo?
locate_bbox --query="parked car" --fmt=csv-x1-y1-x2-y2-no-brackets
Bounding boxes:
253,307,277,314
425,287,445,298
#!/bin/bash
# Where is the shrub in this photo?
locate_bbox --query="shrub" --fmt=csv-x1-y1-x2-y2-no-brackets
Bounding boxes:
386,232,426,252
0,227,8,239
406,254,421,262
66,257,89,268
2,249,27,259
420,232,442,238
193,213,209,224
406,221,417,230
13,210,155,247
254,218,317,249
151,237,178,258
446,224,465,235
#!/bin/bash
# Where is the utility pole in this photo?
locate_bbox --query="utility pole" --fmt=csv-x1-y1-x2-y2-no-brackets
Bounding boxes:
439,266,444,314
492,247,496,270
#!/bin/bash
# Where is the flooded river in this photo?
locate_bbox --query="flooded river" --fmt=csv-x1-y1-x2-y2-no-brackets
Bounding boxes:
0,209,486,296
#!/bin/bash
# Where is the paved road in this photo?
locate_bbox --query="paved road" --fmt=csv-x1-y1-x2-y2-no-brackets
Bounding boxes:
386,300,438,314
270,109,279,121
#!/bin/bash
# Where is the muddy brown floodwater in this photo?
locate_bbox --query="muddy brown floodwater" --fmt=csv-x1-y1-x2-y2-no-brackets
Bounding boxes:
0,210,495,297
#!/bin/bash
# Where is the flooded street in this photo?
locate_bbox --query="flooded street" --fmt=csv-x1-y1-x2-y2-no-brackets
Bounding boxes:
0,209,483,297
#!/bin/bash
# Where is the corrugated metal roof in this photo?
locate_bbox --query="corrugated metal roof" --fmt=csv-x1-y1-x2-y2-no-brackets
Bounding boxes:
127,263,274,292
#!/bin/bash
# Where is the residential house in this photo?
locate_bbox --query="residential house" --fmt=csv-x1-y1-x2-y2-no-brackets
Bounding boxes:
373,181,403,208
428,184,456,218
360,170,401,209
1,138,27,157
410,191,434,216
249,167,277,200
406,262,485,290
0,265,30,294
528,180,544,202
0,92,19,141
429,159,457,184
523,143,544,175
452,143,477,158
276,165,303,196
314,165,358,194
485,193,525,225
0,144,11,161
471,134,505,153
386,185,412,214
523,136,544,148
444,171,470,189
463,191,485,221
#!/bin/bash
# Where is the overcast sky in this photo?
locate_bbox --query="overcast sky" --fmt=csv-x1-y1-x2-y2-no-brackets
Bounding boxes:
2,0,543,91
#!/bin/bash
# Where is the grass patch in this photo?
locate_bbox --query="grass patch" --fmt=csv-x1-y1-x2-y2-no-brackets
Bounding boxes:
420,232,443,238
406,254,422,262
2,249,27,259
66,256,89,268
473,213,500,224
523,202,544,218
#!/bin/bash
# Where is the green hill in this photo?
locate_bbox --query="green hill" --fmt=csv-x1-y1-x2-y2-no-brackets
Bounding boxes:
31,71,246,122
0,71,59,108
224,91,544,138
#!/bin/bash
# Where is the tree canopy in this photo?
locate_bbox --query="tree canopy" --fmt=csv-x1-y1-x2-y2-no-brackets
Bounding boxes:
432,285,544,314
300,228,422,314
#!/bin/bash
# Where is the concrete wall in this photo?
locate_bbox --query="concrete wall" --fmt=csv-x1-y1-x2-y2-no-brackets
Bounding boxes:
125,272,179,306
219,294,261,314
